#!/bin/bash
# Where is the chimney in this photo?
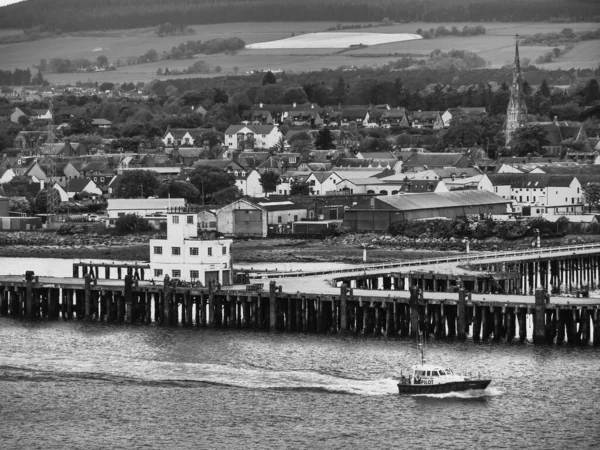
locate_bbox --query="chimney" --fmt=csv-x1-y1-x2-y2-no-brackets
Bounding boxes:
260,102,263,108
293,102,297,108
553,116,558,125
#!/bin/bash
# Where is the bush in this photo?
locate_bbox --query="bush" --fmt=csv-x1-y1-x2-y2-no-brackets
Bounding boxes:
114,214,153,233
57,224,88,235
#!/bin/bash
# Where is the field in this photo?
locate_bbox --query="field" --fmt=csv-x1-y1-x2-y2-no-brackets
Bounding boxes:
0,21,598,84
246,32,422,49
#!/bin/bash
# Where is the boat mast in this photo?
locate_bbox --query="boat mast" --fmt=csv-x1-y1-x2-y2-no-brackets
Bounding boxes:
418,332,425,366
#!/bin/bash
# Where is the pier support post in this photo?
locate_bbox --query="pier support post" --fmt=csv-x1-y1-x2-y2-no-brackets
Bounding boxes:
581,307,590,344
534,288,546,344
0,287,8,316
84,274,92,321
409,286,419,338
124,274,133,324
25,271,34,319
592,310,600,346
518,308,527,342
269,281,277,332
340,284,348,333
163,275,171,326
185,291,193,327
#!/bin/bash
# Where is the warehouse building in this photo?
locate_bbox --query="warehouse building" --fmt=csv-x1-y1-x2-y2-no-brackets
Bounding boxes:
343,191,511,231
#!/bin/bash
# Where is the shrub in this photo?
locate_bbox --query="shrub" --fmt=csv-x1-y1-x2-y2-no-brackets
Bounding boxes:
114,214,153,233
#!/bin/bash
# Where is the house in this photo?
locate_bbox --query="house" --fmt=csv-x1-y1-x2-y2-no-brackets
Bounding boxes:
477,173,583,215
198,208,218,231
106,198,186,226
380,108,410,128
402,153,474,171
528,119,589,156
256,201,308,232
215,199,268,237
234,169,263,197
287,108,322,127
91,118,113,129
11,107,52,124
305,172,344,195
441,107,487,127
40,141,88,157
224,125,282,150
410,111,444,129
0,168,15,184
120,167,181,182
13,131,50,150
343,191,511,231
257,153,302,174
240,109,274,125
173,147,208,166
275,172,310,196
51,182,69,203
338,177,448,195
161,128,203,147
66,178,103,199
330,108,369,127
149,209,233,284
56,107,85,123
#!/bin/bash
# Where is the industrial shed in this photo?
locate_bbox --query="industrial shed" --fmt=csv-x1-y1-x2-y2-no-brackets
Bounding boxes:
216,199,267,237
343,191,511,231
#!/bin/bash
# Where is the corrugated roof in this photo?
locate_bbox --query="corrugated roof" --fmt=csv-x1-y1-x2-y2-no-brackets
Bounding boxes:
486,173,576,188
369,190,510,211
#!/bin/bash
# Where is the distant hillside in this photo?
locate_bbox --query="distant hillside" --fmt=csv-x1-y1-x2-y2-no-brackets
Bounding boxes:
1,0,599,32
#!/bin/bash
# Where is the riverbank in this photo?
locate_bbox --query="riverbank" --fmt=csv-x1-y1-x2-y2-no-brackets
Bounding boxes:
1,231,599,264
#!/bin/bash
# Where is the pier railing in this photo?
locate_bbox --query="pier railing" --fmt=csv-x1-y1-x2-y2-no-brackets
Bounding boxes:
250,242,600,279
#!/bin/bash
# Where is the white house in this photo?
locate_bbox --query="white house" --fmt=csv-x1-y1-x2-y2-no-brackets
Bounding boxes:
66,178,103,199
224,125,282,150
0,168,15,184
161,128,202,147
149,209,233,285
106,198,186,226
478,174,583,215
52,183,69,203
234,169,263,197
215,199,268,237
305,172,344,195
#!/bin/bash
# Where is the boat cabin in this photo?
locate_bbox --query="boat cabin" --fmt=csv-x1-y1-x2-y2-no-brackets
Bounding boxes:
400,364,464,385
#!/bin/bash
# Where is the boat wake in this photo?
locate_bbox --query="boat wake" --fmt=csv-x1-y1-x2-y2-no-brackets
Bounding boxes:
414,387,504,399
0,353,400,396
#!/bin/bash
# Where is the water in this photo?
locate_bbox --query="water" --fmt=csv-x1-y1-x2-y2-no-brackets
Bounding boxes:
1,319,599,449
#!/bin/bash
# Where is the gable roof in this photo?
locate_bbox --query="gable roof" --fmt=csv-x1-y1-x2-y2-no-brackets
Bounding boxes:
403,153,470,168
224,124,278,135
163,128,203,139
67,178,93,193
485,173,577,188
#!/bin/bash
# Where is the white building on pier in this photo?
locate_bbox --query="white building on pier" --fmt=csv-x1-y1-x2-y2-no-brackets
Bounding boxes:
149,208,233,285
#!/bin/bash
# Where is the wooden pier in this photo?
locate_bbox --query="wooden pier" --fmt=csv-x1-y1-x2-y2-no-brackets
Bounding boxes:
0,272,598,345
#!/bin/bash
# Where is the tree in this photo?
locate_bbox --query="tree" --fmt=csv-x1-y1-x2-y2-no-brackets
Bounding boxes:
9,196,31,213
510,124,550,157
18,115,30,127
290,181,310,196
35,188,62,214
213,88,229,104
232,66,239,76
314,127,336,149
156,68,163,76
189,165,235,203
540,79,551,98
583,79,600,105
114,214,153,233
156,181,200,203
96,55,108,68
114,170,161,198
583,182,600,213
262,71,277,85
212,186,241,204
144,49,159,63
259,170,280,194
289,131,313,154
283,86,308,104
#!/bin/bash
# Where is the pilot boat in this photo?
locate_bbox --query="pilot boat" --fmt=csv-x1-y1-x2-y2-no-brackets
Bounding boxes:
397,336,491,395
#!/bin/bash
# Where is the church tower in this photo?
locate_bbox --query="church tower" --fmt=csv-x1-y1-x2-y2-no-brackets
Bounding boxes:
505,40,528,147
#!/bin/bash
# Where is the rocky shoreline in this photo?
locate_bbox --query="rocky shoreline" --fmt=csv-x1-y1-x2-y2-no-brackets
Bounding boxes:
0,231,598,264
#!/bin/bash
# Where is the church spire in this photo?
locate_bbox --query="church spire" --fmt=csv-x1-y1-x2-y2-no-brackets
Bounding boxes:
505,38,528,148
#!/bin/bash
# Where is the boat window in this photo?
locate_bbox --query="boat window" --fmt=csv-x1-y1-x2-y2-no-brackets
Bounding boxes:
439,369,446,375
426,371,431,377
432,371,439,376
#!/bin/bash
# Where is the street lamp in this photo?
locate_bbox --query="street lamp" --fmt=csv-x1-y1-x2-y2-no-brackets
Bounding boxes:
534,228,540,249
462,238,470,254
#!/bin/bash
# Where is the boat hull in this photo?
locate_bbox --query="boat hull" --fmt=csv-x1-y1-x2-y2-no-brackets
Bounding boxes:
397,380,491,395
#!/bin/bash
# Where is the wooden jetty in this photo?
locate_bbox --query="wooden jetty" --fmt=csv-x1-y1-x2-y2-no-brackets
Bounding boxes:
0,271,598,345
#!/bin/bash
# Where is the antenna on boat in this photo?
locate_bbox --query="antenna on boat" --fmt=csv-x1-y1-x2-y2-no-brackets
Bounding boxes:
418,331,425,366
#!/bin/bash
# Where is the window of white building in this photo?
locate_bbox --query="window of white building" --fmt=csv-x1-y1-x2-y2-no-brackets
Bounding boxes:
190,270,199,279
172,247,181,255
190,247,198,256
153,246,162,255
208,247,213,256
172,270,181,278
173,216,179,224
187,215,194,224
154,269,163,277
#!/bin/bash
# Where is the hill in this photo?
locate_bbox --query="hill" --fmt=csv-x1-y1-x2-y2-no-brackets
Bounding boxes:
1,0,599,32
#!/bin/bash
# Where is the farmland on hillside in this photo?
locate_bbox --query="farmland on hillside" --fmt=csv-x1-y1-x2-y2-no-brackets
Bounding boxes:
2,21,599,84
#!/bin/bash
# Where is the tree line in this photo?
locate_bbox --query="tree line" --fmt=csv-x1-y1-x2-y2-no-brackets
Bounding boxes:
0,68,46,86
0,0,598,32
